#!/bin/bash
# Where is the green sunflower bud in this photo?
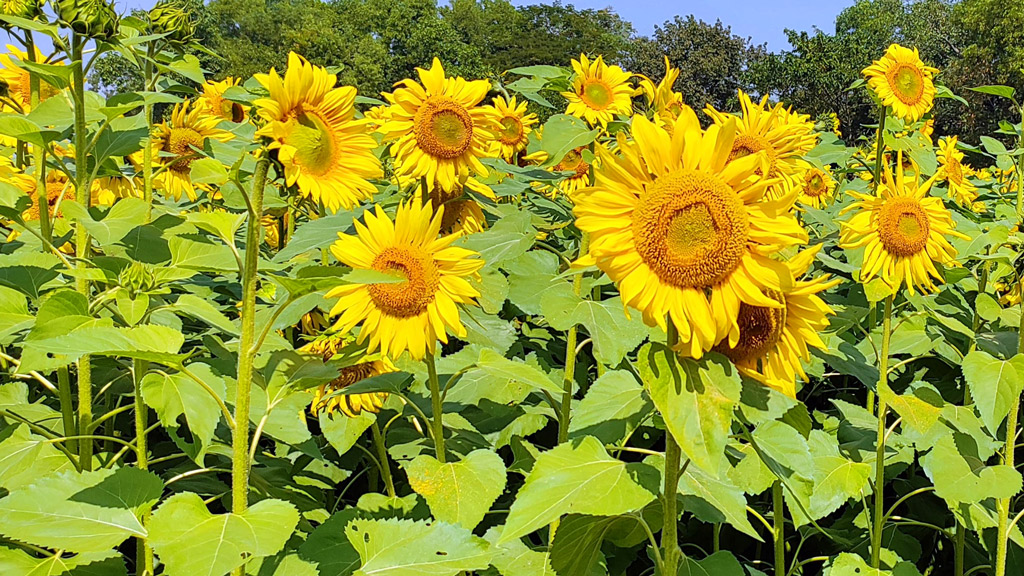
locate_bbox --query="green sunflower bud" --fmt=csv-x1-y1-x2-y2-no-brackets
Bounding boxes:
147,0,194,45
0,0,42,25
118,261,156,295
55,0,120,41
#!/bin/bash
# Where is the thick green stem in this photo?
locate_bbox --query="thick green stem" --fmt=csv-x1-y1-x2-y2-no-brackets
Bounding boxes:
230,152,270,557
994,298,1024,576
426,351,445,463
558,232,589,443
773,480,785,576
133,359,153,576
371,420,396,498
662,321,681,576
955,522,965,576
1015,104,1023,221
57,366,76,455
142,44,155,222
870,294,894,568
71,34,94,472
26,35,50,246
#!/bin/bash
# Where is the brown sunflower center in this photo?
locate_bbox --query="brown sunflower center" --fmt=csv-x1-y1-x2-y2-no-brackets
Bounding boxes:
715,292,786,363
367,246,440,318
289,109,337,175
218,97,245,123
498,116,524,145
805,172,826,197
729,134,777,176
165,127,205,173
632,170,749,289
556,148,590,179
331,362,378,390
414,96,474,159
877,197,930,257
581,79,612,110
887,63,925,105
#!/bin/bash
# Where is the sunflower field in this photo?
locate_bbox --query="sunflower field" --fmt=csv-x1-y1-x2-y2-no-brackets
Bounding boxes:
0,2,1022,576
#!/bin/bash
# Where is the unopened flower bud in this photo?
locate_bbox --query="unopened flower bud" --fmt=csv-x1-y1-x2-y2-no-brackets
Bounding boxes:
147,0,194,45
55,0,120,41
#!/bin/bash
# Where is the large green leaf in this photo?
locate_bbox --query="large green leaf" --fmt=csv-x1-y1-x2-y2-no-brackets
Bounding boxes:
638,344,740,475
405,449,506,529
60,199,150,247
23,324,185,369
297,510,363,576
0,425,74,490
0,548,124,576
677,461,760,539
548,514,630,576
456,209,534,266
921,432,1022,504
543,294,648,365
796,430,873,523
483,527,554,576
678,551,746,576
149,493,298,576
0,469,146,553
962,351,1024,433
537,115,599,168
468,348,562,399
321,411,376,457
499,436,656,543
140,364,225,461
568,370,651,444
346,518,492,576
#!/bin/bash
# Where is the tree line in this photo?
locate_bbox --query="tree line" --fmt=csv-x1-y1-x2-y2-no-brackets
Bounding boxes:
91,0,1024,141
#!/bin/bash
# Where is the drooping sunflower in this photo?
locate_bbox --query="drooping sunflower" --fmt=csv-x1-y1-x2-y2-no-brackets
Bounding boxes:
92,172,141,206
862,44,938,123
255,52,382,213
149,100,233,201
797,163,837,209
418,177,493,235
196,77,247,124
705,91,818,201
638,57,685,130
0,45,61,113
574,110,809,358
489,95,538,162
326,201,485,360
380,58,497,193
303,335,395,419
562,54,633,127
839,152,968,294
937,136,978,207
714,246,839,398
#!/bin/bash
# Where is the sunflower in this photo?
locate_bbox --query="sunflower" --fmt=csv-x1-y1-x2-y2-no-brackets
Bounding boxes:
419,177,492,235
863,44,938,123
489,95,537,162
255,52,382,213
638,57,685,130
0,45,61,113
149,100,233,201
562,54,633,127
380,58,497,193
937,136,978,207
551,146,594,198
326,201,484,360
797,163,837,209
705,91,818,202
839,152,968,294
24,169,70,221
573,110,808,358
714,246,839,397
995,280,1022,307
303,335,395,419
196,77,247,124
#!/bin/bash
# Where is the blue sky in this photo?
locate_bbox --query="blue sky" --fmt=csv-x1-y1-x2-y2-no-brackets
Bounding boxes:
98,0,853,51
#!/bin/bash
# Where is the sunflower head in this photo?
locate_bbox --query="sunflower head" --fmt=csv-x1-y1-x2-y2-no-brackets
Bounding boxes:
489,95,538,162
0,45,63,113
574,111,808,357
937,135,978,207
1,0,41,23
303,335,395,419
55,0,119,40
639,57,685,129
798,164,837,209
419,177,493,235
326,201,485,360
840,153,968,294
255,52,382,212
862,44,938,122
196,77,246,124
551,146,593,197
150,99,234,201
562,54,634,127
380,58,497,193
147,0,194,45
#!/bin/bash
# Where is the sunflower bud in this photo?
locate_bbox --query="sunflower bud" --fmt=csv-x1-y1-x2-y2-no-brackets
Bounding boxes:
1,0,43,25
118,261,156,295
147,0,194,45
55,0,120,41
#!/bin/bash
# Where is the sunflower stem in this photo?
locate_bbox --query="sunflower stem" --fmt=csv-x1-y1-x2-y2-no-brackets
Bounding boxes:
230,152,270,576
870,293,894,569
26,34,51,247
558,231,589,443
662,321,681,576
132,358,154,576
1015,103,1023,221
371,420,396,498
994,298,1024,576
142,43,156,223
426,351,446,463
71,33,94,472
57,366,76,456
954,521,965,576
773,480,785,576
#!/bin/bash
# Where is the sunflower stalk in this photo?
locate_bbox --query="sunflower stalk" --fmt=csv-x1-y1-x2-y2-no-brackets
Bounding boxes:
26,34,50,246
870,293,894,569
993,298,1024,576
662,321,681,576
426,351,446,463
558,231,589,443
371,420,395,498
132,358,153,576
142,42,156,223
773,480,785,576
71,33,94,471
230,152,270,576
